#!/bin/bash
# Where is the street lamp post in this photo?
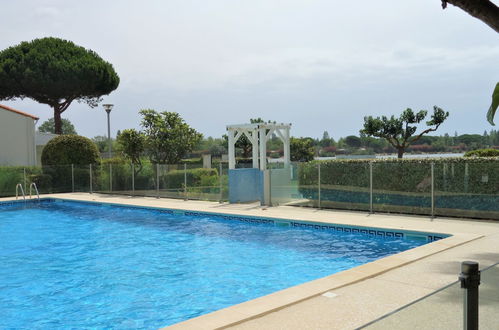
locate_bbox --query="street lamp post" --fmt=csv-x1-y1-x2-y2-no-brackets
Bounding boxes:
103,104,114,158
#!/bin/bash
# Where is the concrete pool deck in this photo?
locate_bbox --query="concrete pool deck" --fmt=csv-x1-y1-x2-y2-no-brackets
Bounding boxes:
3,193,499,329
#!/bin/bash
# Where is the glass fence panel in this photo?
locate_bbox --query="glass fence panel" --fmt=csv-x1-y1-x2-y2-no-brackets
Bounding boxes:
479,263,499,328
319,161,370,211
435,161,499,220
133,163,157,197
158,164,184,199
37,165,73,194
108,163,132,194
184,163,222,201
372,162,432,215
270,163,303,206
93,164,111,193
270,162,318,207
363,281,462,329
0,167,29,197
73,165,90,193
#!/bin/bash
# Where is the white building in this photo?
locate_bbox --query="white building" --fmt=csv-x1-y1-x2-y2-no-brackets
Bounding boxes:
0,104,39,166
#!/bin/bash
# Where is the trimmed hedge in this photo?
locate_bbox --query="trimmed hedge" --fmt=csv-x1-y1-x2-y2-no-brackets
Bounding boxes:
464,149,499,158
297,158,499,217
41,135,100,165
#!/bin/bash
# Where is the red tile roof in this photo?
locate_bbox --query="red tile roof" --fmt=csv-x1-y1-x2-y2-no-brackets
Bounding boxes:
0,104,39,120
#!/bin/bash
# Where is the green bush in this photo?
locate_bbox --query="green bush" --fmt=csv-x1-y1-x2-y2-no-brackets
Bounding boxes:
0,166,42,196
41,135,100,165
464,149,499,157
40,135,100,192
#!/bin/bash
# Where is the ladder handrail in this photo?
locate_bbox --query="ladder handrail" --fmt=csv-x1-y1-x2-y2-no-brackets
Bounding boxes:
29,182,40,200
15,183,25,200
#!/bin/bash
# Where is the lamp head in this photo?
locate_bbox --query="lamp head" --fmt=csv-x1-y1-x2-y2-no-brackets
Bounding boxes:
103,104,114,113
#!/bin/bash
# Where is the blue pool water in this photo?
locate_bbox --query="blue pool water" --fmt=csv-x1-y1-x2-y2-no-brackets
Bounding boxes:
0,200,430,328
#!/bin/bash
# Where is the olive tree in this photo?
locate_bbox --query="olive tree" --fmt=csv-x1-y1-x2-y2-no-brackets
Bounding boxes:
140,109,202,164
360,106,449,158
117,129,146,175
0,37,119,134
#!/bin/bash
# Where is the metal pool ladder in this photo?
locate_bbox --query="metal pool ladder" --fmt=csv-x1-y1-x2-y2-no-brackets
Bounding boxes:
15,183,26,200
29,182,40,200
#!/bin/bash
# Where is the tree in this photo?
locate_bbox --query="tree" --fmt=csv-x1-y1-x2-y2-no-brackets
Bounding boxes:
0,37,119,134
344,135,362,149
487,82,499,125
441,0,499,33
360,106,449,158
38,118,77,135
290,137,315,162
140,109,202,164
117,129,146,174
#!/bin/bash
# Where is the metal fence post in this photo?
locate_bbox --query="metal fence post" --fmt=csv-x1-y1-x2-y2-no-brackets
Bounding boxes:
370,161,373,214
109,163,112,192
131,163,135,196
184,163,188,200
23,168,26,193
71,164,75,193
464,162,469,193
156,163,160,199
219,162,223,203
431,162,435,219
459,261,480,330
89,164,93,194
318,162,321,209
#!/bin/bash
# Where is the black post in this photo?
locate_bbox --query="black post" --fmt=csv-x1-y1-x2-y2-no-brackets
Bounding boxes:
459,261,480,330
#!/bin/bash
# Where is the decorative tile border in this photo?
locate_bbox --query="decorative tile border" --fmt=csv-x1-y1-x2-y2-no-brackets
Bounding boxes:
0,197,448,242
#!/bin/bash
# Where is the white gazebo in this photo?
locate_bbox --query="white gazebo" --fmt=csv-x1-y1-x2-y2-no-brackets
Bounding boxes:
226,122,291,170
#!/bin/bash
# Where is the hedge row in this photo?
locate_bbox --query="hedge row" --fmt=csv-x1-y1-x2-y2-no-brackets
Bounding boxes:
298,158,499,195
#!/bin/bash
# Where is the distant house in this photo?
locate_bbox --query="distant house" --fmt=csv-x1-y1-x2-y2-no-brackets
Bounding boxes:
0,104,39,166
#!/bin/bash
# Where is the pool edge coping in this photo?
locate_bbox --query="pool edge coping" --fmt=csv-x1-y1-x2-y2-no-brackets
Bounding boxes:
162,232,481,330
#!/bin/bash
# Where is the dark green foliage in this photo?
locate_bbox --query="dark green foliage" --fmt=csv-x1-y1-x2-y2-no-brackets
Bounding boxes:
41,135,100,166
486,82,498,125
298,158,499,196
0,166,41,197
361,106,449,158
0,37,119,134
290,137,315,162
464,148,499,157
140,109,203,164
38,118,77,135
117,129,146,175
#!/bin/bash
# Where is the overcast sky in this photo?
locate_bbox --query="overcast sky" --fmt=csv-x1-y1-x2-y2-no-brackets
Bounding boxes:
1,0,498,139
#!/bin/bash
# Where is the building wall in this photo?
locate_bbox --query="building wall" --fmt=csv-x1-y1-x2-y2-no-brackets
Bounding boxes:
0,110,37,166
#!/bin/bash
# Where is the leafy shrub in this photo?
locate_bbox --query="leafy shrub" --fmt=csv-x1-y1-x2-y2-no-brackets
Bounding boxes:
464,149,499,158
0,166,41,196
40,135,100,192
41,135,100,165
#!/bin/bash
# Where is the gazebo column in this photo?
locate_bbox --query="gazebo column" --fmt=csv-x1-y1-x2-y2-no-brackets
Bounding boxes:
228,129,236,169
284,126,290,167
251,129,259,169
259,127,267,171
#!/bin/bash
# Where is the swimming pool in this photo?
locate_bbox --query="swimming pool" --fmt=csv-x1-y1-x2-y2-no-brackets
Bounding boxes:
0,199,445,328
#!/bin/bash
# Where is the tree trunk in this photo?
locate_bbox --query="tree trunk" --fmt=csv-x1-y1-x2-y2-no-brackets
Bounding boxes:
53,105,62,134
444,0,499,33
397,147,405,159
